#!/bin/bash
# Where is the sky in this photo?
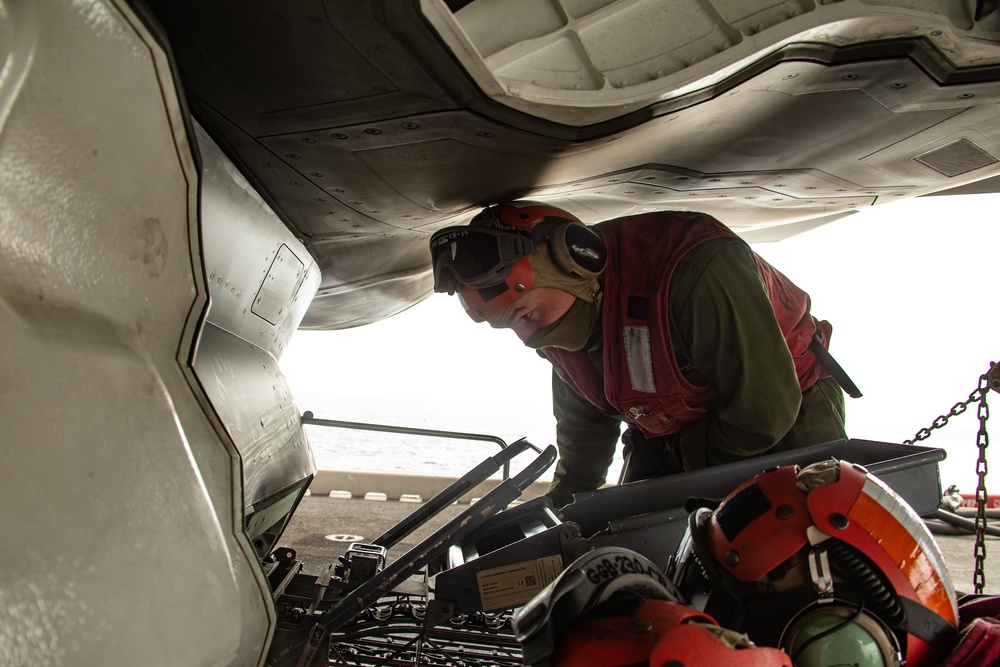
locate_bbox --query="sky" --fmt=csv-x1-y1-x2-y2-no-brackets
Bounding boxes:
279,193,999,493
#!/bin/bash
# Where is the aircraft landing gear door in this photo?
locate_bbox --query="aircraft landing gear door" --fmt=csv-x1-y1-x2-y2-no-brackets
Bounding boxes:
190,122,321,559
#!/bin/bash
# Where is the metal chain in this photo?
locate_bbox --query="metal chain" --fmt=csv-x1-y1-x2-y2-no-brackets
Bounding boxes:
904,361,997,595
904,387,986,445
973,370,991,594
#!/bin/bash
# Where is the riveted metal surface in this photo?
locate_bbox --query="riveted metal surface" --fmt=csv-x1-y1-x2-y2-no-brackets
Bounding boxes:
142,0,1000,329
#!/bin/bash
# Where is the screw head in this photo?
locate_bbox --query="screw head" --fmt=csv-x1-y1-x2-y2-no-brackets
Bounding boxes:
630,617,654,633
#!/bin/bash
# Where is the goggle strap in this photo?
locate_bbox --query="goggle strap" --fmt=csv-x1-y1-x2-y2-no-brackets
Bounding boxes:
503,233,534,260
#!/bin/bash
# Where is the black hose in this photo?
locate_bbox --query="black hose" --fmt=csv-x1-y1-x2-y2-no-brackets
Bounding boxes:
949,507,1000,520
931,509,1000,537
923,518,971,536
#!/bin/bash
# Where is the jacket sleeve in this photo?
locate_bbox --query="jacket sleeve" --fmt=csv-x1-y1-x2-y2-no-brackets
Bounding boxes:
671,239,804,468
545,369,623,507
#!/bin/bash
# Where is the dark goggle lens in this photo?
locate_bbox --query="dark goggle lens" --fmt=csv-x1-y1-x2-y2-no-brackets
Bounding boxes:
430,227,532,292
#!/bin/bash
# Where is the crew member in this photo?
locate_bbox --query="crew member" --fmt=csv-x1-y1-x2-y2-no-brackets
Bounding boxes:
430,201,857,507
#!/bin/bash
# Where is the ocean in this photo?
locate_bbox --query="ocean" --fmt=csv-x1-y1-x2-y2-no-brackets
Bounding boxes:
293,389,983,496
296,391,629,483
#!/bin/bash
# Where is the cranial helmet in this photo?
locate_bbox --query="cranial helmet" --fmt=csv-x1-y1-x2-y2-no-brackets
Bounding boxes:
672,459,959,667
429,200,607,322
512,547,793,667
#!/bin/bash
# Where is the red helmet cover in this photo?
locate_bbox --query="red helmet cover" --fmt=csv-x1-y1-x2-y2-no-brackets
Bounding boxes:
700,459,959,667
477,201,582,229
457,256,534,323
705,465,812,582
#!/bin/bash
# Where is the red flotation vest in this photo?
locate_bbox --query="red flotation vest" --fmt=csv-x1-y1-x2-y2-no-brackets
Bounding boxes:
542,212,829,437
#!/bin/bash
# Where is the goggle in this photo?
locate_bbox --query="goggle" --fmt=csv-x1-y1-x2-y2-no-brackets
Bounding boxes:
430,226,535,293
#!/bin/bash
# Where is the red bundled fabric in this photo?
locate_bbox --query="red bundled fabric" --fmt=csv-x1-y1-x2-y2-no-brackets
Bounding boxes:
939,597,1000,667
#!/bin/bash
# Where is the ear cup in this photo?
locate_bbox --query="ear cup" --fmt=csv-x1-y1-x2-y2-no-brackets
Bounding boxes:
549,222,607,278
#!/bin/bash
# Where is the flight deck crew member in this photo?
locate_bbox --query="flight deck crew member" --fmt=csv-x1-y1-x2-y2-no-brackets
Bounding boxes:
430,201,857,507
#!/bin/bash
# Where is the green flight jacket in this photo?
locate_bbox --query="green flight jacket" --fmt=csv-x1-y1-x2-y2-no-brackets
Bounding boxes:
546,236,847,507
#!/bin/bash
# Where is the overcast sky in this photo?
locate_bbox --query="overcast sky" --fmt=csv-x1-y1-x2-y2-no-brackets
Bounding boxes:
280,193,999,493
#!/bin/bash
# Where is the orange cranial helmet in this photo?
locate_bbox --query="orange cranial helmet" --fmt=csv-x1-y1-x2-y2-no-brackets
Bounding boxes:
678,459,959,667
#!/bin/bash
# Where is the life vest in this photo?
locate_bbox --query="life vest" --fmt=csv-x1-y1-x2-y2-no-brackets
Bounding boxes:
541,212,829,437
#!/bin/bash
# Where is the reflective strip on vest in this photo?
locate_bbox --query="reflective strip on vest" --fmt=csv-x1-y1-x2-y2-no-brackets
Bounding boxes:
624,325,656,393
